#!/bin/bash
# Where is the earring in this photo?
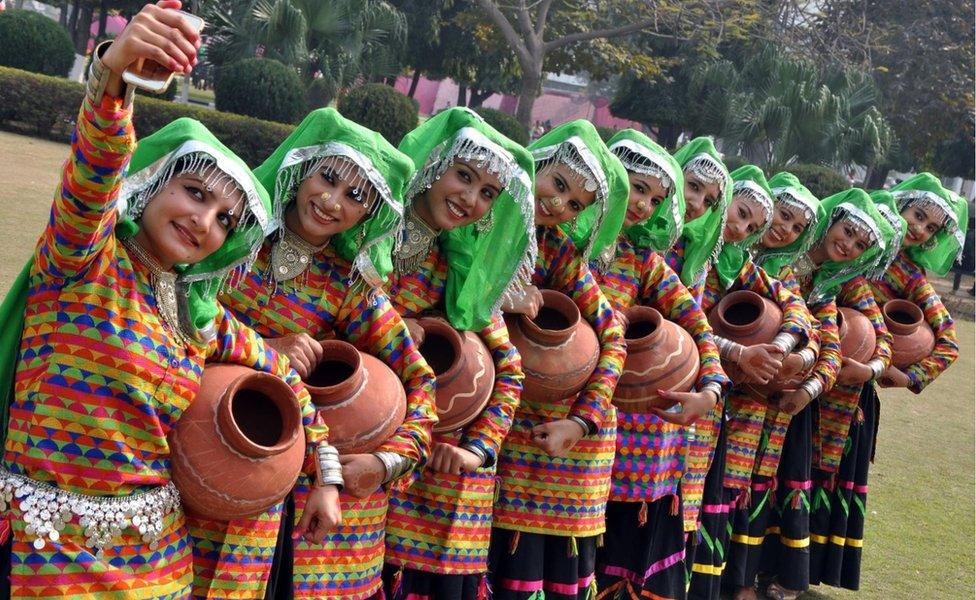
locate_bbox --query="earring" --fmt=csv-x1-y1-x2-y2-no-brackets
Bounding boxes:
571,216,579,234
476,210,494,234
356,224,366,248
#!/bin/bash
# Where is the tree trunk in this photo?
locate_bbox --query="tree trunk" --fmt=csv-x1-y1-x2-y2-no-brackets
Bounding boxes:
407,70,422,98
59,1,69,27
469,88,492,108
97,0,108,39
457,83,467,108
515,65,541,128
656,123,681,151
68,1,80,45
74,3,94,55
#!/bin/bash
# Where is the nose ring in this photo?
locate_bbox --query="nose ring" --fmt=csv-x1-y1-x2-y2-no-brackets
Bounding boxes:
636,200,647,210
320,192,332,202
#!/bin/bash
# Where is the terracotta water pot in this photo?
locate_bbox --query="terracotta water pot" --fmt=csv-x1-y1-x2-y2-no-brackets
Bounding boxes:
612,305,699,413
505,289,600,404
837,306,876,364
707,289,783,385
411,317,495,433
305,340,407,455
882,299,935,369
169,364,305,521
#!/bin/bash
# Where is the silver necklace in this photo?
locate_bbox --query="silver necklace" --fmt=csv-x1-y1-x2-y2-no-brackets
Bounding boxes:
271,226,328,283
395,206,439,274
121,236,191,346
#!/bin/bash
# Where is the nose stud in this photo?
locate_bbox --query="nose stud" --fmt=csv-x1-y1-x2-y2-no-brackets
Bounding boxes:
551,197,563,207
320,192,332,202
636,200,647,211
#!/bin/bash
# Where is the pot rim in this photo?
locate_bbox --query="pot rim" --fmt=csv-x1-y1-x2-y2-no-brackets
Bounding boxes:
716,290,769,336
217,371,302,458
882,299,924,334
622,305,664,350
519,289,582,345
306,339,366,403
416,317,466,383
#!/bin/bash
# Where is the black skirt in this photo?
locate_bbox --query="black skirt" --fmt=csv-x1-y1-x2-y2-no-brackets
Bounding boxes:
488,529,598,600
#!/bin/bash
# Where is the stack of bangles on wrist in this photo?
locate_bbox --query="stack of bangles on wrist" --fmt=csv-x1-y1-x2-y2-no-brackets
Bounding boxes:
374,451,414,484
314,445,344,489
716,337,745,363
867,359,886,380
799,378,823,399
798,348,817,371
771,332,799,355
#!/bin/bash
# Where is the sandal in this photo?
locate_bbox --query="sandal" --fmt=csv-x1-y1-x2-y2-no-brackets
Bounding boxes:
764,581,802,600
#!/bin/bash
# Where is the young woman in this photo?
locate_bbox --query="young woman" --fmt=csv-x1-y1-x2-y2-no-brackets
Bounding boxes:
489,120,629,600
592,129,731,600
686,166,813,600
722,172,834,600
0,4,338,597
214,108,438,599
379,107,536,600
766,188,896,598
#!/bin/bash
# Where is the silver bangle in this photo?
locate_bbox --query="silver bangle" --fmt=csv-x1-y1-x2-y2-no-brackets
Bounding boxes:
867,359,886,380
800,378,823,400
87,41,135,108
716,337,744,362
314,444,344,489
460,443,488,467
567,415,593,436
799,348,817,371
374,451,414,484
772,332,798,355
701,382,723,402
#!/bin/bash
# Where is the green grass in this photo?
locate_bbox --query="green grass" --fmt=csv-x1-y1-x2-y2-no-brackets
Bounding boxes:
0,130,973,598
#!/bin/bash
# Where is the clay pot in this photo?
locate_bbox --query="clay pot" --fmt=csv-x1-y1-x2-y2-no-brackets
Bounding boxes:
169,364,306,521
412,317,495,433
837,306,876,364
305,340,407,455
707,289,783,385
612,305,699,413
882,299,935,369
505,289,600,404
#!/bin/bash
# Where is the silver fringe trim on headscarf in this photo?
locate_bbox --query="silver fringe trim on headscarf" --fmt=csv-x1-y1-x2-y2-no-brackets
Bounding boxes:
609,139,683,250
754,188,820,271
532,136,610,260
892,189,964,262
732,179,774,236
805,204,885,304
870,201,906,279
683,153,730,275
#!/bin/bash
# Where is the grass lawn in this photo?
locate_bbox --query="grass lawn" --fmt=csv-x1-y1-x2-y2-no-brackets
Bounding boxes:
0,129,973,598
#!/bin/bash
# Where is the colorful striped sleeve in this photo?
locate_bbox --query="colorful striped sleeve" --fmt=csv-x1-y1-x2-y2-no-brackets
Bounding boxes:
542,230,626,429
460,314,523,466
839,276,893,368
337,289,438,470
900,267,958,393
808,299,842,395
639,249,729,393
208,305,328,456
35,94,134,280
739,261,812,347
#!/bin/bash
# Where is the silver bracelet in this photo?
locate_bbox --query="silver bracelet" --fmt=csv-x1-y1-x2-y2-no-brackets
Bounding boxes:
716,336,745,362
701,382,723,402
800,378,823,400
87,41,135,108
772,332,799,355
374,451,414,484
867,359,886,380
799,348,817,371
314,444,344,489
460,443,488,467
567,415,593,436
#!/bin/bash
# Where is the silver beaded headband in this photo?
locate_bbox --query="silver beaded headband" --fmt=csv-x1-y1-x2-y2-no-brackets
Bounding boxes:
732,179,774,232
608,139,677,194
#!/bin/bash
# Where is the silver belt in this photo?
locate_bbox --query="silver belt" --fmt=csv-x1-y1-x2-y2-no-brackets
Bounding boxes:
0,468,181,557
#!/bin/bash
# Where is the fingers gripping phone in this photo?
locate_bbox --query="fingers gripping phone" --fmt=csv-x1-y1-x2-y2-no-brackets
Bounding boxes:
122,10,205,93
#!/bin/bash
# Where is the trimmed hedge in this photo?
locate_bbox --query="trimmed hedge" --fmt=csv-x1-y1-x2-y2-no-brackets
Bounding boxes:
474,107,528,146
0,66,293,167
786,163,851,198
338,83,418,146
0,10,75,77
214,58,306,124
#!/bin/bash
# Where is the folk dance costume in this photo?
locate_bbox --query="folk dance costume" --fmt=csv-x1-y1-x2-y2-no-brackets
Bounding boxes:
216,109,439,599
380,108,537,599
592,130,731,600
0,48,332,599
489,121,628,600
688,166,813,600
721,173,837,595
662,139,732,557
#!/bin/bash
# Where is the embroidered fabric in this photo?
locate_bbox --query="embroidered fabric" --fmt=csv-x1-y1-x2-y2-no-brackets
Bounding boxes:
121,237,192,346
394,207,439,274
270,226,328,283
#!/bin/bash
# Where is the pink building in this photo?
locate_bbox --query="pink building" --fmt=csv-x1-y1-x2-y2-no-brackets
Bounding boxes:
394,75,644,132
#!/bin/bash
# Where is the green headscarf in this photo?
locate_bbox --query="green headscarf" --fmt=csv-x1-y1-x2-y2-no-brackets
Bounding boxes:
868,189,907,278
396,107,535,331
890,172,969,277
672,137,732,286
713,165,775,289
754,171,826,278
529,120,629,263
804,188,895,304
606,129,685,253
252,108,413,288
0,117,272,446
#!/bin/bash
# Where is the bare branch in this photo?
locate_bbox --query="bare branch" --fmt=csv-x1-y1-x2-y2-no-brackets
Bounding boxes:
473,0,532,65
515,0,536,46
535,0,554,37
544,19,686,52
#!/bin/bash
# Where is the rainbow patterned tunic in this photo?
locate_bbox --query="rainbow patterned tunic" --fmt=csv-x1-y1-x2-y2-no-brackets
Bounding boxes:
595,238,728,504
3,95,323,599
218,241,437,599
492,227,626,537
869,251,958,392
383,244,523,575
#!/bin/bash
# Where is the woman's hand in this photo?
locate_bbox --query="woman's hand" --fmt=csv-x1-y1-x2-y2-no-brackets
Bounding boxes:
501,285,544,319
836,357,874,385
736,344,784,384
293,485,341,544
338,454,385,498
530,419,586,457
878,365,911,388
773,388,813,416
102,1,200,80
778,352,807,382
650,389,718,426
264,333,323,379
428,443,482,475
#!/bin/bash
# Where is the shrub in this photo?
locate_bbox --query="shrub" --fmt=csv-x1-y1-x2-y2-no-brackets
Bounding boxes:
0,66,294,167
307,77,338,110
474,107,528,146
0,10,75,77
786,163,851,198
338,83,419,146
722,155,749,173
214,58,306,124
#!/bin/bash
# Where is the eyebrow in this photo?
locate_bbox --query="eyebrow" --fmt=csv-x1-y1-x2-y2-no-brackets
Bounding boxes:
456,160,482,181
740,200,753,218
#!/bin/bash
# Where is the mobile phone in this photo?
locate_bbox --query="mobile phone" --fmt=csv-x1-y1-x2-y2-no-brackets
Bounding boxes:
122,10,205,93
